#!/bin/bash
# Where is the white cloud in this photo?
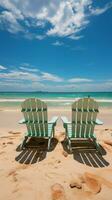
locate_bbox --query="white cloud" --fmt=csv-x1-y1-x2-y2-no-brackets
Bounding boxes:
52,41,64,46
1,80,112,92
0,80,45,92
20,63,39,72
68,77,93,83
24,33,46,40
21,63,30,67
0,71,40,81
0,0,111,39
46,1,90,37
1,81,112,92
19,66,38,72
46,81,112,92
68,35,84,40
41,72,63,82
0,65,63,83
90,2,112,15
35,35,45,40
0,66,112,91
0,10,24,33
0,65,7,70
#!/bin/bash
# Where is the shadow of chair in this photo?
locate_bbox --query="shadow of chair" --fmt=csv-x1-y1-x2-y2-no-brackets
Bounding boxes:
62,140,109,168
73,149,109,168
15,137,58,164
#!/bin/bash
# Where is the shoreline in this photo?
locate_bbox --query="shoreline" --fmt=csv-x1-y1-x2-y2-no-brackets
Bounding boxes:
0,98,112,103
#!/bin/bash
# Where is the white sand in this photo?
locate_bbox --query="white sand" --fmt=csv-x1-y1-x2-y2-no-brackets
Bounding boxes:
0,107,112,200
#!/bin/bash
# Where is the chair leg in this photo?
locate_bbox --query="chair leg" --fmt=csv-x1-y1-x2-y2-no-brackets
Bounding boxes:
68,137,72,153
93,138,101,155
20,136,28,150
52,126,55,137
96,141,102,155
47,136,52,151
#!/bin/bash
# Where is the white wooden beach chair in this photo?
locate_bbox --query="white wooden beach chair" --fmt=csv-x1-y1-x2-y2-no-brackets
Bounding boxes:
19,98,58,150
61,97,103,153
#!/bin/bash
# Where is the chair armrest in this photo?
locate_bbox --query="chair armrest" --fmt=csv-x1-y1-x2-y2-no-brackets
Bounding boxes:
48,116,58,124
19,119,26,124
61,116,71,124
95,118,103,125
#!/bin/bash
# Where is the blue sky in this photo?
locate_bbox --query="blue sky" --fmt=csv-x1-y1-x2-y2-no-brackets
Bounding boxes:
0,0,112,92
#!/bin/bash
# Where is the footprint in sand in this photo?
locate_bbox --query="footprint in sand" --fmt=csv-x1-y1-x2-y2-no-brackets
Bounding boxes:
51,183,67,200
80,172,101,194
84,172,112,190
70,173,101,194
76,172,101,194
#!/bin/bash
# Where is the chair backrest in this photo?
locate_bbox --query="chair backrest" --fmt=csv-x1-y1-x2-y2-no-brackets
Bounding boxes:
21,98,48,137
72,98,99,138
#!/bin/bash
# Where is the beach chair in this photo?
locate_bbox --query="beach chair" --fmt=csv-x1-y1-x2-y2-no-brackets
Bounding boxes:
19,98,58,150
61,98,103,153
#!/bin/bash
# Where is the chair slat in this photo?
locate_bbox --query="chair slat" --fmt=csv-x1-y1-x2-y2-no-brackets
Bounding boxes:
21,98,48,137
76,99,83,138
72,101,77,137
21,99,33,136
42,101,48,137
31,98,39,136
71,98,99,139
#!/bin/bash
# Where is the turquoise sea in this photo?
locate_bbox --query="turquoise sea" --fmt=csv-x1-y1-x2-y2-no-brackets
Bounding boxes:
0,92,112,108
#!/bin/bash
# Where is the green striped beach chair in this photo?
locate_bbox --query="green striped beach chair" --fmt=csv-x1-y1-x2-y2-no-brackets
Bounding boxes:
19,98,58,150
61,98,103,153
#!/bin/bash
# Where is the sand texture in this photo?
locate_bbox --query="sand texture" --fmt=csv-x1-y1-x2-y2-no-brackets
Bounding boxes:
0,107,112,200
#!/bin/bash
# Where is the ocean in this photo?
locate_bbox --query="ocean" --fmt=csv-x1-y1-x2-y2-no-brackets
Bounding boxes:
0,92,112,108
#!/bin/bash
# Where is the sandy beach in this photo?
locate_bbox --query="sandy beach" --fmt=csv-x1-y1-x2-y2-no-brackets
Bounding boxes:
0,106,112,200
1,0,112,198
